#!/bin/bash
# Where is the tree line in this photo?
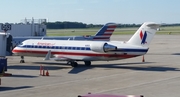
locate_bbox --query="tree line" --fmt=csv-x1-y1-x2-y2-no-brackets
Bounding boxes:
45,21,180,29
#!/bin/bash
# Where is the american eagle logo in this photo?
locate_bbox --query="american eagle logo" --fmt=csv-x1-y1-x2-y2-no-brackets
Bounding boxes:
140,31,147,44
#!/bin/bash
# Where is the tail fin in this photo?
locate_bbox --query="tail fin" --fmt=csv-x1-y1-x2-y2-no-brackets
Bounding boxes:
93,23,117,41
127,22,160,47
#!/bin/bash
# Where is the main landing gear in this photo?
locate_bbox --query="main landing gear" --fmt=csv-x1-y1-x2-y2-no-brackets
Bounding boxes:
20,56,25,63
70,62,78,67
67,61,91,67
84,61,91,66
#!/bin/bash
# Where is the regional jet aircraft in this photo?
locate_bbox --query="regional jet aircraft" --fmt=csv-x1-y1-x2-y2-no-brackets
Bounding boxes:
12,23,117,48
12,22,160,67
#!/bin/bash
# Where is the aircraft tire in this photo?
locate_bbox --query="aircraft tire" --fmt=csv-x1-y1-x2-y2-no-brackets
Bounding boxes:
67,61,71,65
84,61,91,66
70,62,78,67
20,60,25,63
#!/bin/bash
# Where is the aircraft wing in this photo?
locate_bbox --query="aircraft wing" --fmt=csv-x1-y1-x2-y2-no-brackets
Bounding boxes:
44,50,75,61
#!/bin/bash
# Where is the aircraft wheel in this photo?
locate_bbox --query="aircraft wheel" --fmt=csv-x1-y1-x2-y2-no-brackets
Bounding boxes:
70,62,78,67
67,61,71,65
84,61,91,66
20,60,25,63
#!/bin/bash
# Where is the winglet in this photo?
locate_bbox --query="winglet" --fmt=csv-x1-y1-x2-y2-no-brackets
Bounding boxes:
44,50,51,60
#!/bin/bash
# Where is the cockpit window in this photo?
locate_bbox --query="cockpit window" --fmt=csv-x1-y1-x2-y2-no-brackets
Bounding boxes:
19,43,23,45
17,42,24,47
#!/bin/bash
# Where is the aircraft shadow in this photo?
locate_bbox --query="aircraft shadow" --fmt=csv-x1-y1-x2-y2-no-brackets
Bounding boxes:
69,62,180,74
6,74,38,78
172,53,180,55
149,53,180,55
7,61,180,74
8,64,70,70
0,86,33,91
33,61,68,66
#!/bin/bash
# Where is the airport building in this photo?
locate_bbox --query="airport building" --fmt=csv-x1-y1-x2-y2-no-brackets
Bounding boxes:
0,18,47,36
0,18,47,55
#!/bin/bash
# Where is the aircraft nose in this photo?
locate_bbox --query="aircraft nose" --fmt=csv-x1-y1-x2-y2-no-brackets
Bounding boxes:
12,47,18,54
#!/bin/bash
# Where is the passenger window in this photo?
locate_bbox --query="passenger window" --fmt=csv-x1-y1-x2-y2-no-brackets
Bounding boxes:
68,47,71,50
86,47,90,50
77,47,80,50
81,47,85,50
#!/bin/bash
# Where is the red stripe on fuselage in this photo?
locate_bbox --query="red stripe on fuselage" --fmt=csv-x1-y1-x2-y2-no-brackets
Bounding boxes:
12,50,138,58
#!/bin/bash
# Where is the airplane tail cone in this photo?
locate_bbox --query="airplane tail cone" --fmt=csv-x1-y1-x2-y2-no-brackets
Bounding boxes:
46,69,49,76
142,55,145,62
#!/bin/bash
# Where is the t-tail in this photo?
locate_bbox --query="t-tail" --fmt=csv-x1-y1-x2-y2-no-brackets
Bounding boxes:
127,22,160,47
93,23,117,41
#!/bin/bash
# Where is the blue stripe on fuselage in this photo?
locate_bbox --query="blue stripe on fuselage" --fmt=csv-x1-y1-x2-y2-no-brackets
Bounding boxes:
17,45,148,52
18,45,91,50
111,48,148,52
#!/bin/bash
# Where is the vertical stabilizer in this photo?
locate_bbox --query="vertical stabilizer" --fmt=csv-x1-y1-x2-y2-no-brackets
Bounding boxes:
127,22,160,47
93,23,117,41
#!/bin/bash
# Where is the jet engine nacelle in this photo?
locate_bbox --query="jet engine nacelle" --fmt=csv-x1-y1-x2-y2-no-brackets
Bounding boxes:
90,42,117,52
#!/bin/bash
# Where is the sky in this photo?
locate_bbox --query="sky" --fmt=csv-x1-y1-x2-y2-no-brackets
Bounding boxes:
0,0,180,24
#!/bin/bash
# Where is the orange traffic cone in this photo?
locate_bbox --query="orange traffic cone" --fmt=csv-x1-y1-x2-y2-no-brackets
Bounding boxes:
46,69,49,76
142,55,145,62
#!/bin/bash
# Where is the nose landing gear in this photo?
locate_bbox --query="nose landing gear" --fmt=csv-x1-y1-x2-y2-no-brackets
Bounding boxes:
20,56,25,63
